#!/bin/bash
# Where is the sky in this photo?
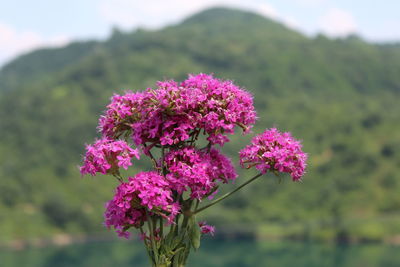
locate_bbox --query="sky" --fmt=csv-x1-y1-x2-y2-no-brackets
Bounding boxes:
0,0,399,67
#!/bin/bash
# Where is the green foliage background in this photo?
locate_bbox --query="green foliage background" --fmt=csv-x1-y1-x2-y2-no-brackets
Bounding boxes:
0,7,399,243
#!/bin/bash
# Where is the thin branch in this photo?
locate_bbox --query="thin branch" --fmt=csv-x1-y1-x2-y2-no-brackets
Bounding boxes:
143,143,159,170
194,173,263,214
159,217,163,238
140,227,154,265
145,210,158,264
112,173,123,183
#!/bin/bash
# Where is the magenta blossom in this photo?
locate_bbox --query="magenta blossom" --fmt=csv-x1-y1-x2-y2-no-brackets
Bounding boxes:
198,222,215,236
164,147,237,200
80,138,140,176
104,171,180,238
97,74,257,147
81,74,307,266
239,128,307,181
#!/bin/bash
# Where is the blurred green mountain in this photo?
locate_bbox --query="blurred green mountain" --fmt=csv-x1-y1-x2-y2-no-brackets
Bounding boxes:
1,7,399,243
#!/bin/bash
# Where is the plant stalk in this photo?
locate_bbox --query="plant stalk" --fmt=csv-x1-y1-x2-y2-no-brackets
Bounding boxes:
146,210,159,264
194,173,263,214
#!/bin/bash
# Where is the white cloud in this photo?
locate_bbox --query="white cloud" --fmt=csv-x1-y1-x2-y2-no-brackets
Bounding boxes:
364,19,400,42
98,0,297,31
99,0,221,29
256,3,279,19
282,16,301,31
319,8,357,37
0,22,70,67
295,0,327,6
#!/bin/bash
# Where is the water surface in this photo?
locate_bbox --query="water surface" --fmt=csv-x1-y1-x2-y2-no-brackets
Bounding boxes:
1,239,399,267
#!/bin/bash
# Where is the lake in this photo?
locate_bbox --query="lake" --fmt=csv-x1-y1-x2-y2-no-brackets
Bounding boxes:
1,239,399,267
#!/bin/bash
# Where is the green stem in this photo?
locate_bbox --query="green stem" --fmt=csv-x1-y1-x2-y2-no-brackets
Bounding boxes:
194,173,263,214
181,215,190,233
112,173,123,183
143,143,159,170
146,210,159,264
194,199,200,211
169,213,181,236
161,145,167,175
159,216,163,238
152,216,158,238
140,227,154,265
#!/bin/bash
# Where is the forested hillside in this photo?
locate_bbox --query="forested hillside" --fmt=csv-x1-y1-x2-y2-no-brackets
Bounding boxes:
1,7,399,243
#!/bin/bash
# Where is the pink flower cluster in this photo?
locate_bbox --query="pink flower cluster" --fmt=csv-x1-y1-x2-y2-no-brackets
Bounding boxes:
239,128,307,181
98,73,256,146
164,147,237,200
80,139,140,176
104,171,180,238
103,147,236,237
80,73,307,243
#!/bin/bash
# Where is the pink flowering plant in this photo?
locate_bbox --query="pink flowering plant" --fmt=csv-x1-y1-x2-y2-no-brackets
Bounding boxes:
80,74,307,267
